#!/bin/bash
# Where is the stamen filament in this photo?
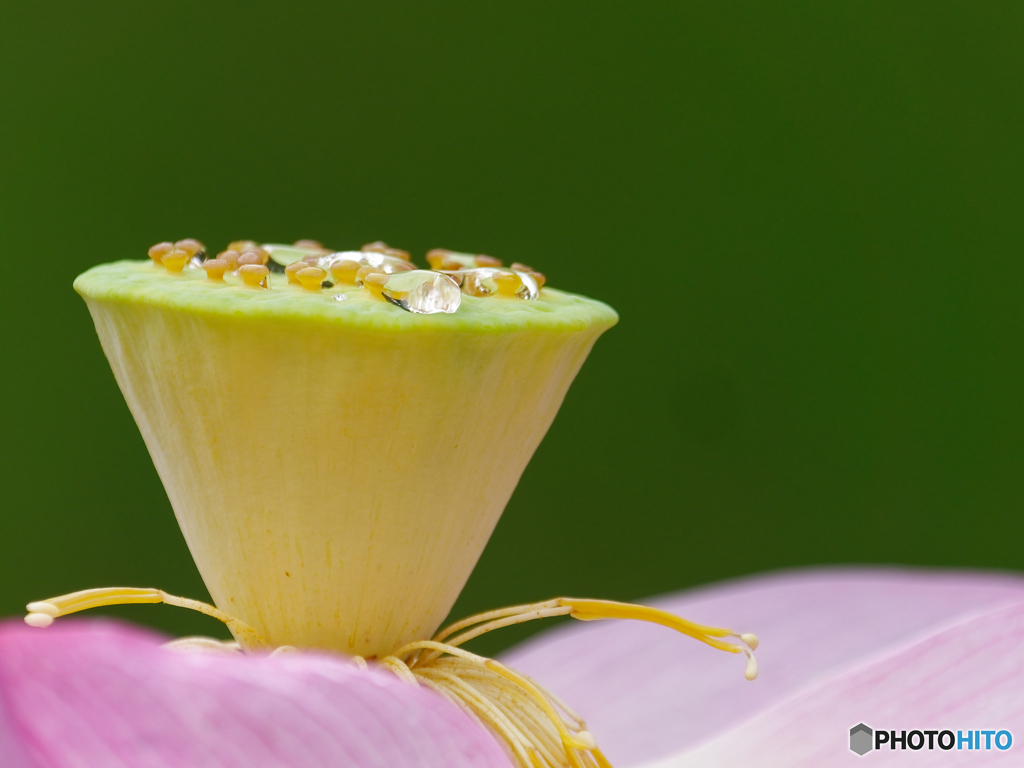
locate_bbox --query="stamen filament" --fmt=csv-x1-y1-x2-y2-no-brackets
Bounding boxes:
25,586,757,767
25,587,271,649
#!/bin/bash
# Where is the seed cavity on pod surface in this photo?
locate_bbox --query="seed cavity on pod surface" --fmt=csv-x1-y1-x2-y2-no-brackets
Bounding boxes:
239,264,270,288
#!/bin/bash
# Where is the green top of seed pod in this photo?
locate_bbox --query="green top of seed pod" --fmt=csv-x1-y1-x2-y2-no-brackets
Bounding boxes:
74,260,618,336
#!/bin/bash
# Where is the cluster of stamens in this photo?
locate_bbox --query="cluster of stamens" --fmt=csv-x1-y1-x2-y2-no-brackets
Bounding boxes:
25,588,757,768
146,238,550,315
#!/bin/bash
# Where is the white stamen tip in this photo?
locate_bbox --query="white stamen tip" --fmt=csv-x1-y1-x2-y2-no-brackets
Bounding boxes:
575,730,598,750
25,613,54,628
744,651,759,681
741,633,759,650
26,602,59,617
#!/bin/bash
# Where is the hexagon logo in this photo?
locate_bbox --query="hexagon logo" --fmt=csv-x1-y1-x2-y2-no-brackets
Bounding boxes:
850,723,873,756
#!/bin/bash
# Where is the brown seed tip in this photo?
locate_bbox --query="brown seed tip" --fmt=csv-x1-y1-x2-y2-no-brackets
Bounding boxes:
330,259,363,285
359,270,389,300
294,239,323,249
285,261,309,284
148,242,175,264
297,266,326,291
162,249,190,273
202,258,229,280
228,240,258,254
530,271,547,288
362,241,411,262
474,254,503,268
218,250,240,269
237,252,262,268
426,249,453,270
174,239,206,258
245,248,270,265
239,264,270,287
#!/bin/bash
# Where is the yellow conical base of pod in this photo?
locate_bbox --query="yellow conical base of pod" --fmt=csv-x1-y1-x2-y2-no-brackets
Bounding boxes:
76,261,616,657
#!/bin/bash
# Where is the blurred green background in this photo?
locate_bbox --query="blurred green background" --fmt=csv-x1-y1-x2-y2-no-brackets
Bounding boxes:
2,3,1023,655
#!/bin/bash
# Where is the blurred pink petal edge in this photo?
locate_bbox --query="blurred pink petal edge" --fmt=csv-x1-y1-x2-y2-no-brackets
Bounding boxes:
0,620,511,768
501,566,1024,766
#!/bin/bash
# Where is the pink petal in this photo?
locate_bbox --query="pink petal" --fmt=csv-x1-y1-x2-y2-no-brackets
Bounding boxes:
681,600,1024,766
500,567,1024,765
0,619,511,768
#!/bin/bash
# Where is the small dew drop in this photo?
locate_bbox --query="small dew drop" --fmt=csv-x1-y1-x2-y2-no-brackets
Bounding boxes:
332,292,348,302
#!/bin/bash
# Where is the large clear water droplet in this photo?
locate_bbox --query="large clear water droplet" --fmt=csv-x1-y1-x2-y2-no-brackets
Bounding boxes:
381,271,461,314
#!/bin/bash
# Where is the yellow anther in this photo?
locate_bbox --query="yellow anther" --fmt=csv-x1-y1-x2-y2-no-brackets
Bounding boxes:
296,266,326,291
174,238,206,258
202,258,228,280
329,259,362,285
493,272,523,297
475,254,503,268
162,249,190,273
239,264,269,287
284,261,308,285
147,242,174,264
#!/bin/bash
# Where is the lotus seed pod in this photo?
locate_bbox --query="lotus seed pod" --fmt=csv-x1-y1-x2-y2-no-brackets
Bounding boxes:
73,246,617,658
